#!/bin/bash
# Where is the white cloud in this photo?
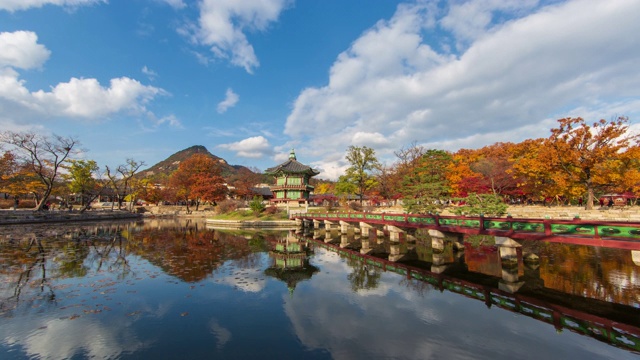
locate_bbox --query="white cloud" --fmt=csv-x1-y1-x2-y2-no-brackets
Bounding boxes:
285,0,640,180
0,0,106,12
439,0,540,48
216,88,239,113
218,136,273,159
0,31,50,69
141,65,158,81
31,76,165,118
0,30,169,124
157,0,185,10
185,0,291,73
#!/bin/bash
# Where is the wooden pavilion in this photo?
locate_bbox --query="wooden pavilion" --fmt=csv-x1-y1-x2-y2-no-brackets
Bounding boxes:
264,149,319,206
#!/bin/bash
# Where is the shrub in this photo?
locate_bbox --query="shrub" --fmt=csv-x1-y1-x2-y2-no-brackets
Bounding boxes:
451,193,507,217
348,202,362,211
249,196,266,215
264,205,280,215
216,199,239,214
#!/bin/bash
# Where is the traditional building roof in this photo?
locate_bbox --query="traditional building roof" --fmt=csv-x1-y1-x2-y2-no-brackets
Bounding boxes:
264,149,319,176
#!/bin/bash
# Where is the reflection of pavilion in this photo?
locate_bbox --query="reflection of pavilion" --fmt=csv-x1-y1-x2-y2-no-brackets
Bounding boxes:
265,231,319,294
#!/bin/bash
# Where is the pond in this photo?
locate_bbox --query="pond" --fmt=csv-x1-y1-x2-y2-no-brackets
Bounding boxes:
0,218,639,359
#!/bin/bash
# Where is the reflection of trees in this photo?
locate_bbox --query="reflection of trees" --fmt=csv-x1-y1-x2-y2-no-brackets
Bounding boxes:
538,243,640,305
128,224,274,282
57,242,90,278
1,239,55,314
0,223,133,314
346,258,381,292
399,278,434,296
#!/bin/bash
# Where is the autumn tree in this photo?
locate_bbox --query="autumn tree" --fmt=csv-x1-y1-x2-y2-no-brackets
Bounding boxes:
544,116,639,209
229,167,262,201
447,148,485,197
401,149,452,214
136,179,164,205
313,182,334,195
168,154,227,212
0,150,17,195
0,131,79,211
470,143,522,197
106,159,145,211
64,159,100,208
341,146,380,204
372,163,399,205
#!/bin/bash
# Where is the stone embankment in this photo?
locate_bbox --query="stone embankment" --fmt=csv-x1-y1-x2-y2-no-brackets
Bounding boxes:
0,209,141,225
502,205,640,222
388,205,640,222
205,219,296,229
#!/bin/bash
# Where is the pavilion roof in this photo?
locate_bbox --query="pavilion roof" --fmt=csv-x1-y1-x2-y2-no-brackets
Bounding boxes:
264,158,319,176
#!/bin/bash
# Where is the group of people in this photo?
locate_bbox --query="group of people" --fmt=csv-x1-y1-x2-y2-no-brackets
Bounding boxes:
599,198,615,208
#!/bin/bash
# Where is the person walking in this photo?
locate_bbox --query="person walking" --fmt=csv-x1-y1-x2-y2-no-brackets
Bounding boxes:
13,196,19,211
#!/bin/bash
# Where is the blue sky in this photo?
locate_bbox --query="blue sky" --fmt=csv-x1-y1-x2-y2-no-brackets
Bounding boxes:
1,0,639,180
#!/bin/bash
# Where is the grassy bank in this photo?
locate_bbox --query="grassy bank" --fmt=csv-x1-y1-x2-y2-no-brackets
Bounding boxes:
211,210,291,221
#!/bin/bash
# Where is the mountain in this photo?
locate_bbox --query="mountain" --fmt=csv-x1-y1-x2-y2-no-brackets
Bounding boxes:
139,145,253,183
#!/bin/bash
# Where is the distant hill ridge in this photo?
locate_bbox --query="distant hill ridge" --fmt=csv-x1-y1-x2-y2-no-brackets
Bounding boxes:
140,145,252,182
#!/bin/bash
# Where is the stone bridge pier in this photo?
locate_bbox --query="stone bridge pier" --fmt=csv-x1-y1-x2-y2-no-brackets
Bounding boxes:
495,236,525,293
324,220,338,231
427,230,461,273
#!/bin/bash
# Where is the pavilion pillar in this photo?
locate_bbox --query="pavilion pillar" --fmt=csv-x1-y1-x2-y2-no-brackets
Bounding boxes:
313,219,322,229
633,251,640,266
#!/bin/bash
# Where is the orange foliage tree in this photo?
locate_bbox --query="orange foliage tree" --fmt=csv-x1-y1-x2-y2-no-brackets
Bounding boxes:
168,154,227,212
544,117,640,209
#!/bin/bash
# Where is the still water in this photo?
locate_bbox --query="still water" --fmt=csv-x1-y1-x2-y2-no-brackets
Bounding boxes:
1,218,639,359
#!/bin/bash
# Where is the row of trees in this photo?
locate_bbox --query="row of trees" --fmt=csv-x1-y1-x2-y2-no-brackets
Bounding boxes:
2,116,638,214
327,116,640,214
0,131,256,212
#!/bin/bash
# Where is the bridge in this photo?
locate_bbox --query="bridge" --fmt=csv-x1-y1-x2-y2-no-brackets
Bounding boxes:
292,211,640,250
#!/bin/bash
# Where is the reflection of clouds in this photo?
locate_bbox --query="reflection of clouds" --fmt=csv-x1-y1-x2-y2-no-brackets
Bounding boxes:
209,319,232,350
210,259,268,293
1,315,147,359
285,248,638,360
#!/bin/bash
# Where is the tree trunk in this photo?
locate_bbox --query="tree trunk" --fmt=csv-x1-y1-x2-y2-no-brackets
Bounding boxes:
586,187,595,210
35,188,52,212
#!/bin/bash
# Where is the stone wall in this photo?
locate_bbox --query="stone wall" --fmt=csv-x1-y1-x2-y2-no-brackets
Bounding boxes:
477,205,640,222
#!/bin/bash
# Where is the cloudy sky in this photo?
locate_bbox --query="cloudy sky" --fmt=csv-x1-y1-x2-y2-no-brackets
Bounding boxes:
1,0,639,179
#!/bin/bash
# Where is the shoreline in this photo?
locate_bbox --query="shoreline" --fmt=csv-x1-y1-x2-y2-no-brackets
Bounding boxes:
3,204,640,226
205,219,297,229
0,209,142,225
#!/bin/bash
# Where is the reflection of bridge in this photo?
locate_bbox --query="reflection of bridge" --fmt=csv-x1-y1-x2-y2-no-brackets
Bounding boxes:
293,212,640,251
296,231,640,354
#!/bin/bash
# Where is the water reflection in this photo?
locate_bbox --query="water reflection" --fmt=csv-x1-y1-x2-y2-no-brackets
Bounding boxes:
0,219,638,359
264,232,319,294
